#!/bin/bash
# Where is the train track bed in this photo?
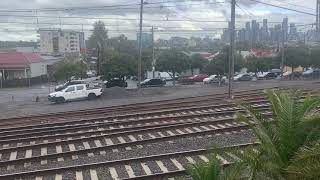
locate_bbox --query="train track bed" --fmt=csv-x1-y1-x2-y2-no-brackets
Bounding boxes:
0,87,318,179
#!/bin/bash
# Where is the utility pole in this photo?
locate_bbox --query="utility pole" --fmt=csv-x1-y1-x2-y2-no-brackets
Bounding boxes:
138,0,144,88
317,0,320,40
228,0,236,98
151,26,155,78
280,25,285,78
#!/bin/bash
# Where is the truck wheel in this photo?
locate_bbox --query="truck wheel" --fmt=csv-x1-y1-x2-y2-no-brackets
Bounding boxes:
88,93,96,100
56,97,65,103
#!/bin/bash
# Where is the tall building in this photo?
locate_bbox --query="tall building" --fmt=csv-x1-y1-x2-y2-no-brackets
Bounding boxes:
245,22,251,41
38,29,85,54
261,19,269,42
251,20,259,44
282,18,289,42
289,23,298,40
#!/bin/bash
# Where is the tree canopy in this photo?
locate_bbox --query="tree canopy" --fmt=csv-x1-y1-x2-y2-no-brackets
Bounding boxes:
87,21,108,49
282,47,310,69
190,54,208,72
53,61,87,81
156,49,190,76
102,53,135,80
245,56,279,73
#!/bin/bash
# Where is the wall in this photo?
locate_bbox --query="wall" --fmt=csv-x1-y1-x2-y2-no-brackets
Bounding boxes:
30,62,47,78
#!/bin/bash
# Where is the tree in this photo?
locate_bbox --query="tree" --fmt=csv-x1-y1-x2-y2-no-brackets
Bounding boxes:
53,61,87,81
234,90,320,179
156,49,190,85
245,56,279,73
204,46,244,76
87,21,108,49
309,48,320,68
281,47,310,72
190,54,209,75
102,53,135,80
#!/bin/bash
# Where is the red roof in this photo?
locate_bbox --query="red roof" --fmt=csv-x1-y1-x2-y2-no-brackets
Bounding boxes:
0,52,43,69
251,49,275,58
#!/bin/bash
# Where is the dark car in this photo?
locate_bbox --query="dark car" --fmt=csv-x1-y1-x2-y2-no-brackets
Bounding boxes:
140,78,166,87
302,69,320,79
234,74,252,81
55,80,85,91
104,79,128,88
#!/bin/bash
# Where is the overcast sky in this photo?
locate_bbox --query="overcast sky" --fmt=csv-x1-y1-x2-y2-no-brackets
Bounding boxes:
0,0,316,41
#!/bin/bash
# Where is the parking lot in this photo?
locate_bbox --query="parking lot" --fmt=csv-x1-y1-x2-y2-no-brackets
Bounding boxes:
0,79,319,119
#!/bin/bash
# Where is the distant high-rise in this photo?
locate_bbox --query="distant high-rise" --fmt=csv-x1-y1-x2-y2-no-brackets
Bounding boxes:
261,19,269,42
245,22,251,41
282,18,289,42
251,20,259,43
289,23,298,40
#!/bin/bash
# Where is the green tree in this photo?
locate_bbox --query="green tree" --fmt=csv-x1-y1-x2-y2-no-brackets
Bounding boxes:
156,49,190,85
102,53,135,80
245,56,279,73
87,21,108,49
190,54,209,75
204,47,244,76
309,48,320,68
234,90,320,179
281,47,310,72
53,61,87,81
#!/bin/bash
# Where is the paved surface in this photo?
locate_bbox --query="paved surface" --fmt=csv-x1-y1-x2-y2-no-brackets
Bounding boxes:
0,80,318,119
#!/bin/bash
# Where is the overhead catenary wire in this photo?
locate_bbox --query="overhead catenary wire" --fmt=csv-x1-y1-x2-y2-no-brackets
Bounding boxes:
245,0,316,16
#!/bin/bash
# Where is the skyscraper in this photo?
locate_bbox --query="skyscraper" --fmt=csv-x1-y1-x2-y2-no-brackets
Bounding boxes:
261,19,269,42
251,20,259,44
282,18,288,42
289,23,297,40
245,22,251,41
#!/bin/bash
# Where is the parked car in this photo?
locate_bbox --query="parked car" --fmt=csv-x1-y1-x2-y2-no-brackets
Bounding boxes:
139,78,166,87
203,75,226,84
234,74,252,81
258,72,278,80
104,78,128,88
188,74,209,82
48,84,103,103
302,69,320,79
55,80,86,91
283,71,302,79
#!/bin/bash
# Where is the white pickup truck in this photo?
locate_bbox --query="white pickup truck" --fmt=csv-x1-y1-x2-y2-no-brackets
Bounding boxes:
48,84,103,103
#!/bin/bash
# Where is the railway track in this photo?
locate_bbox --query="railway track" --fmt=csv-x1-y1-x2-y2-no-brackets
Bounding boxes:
0,88,281,128
0,87,317,180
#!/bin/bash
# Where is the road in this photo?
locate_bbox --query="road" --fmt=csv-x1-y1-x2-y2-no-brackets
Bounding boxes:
0,79,318,119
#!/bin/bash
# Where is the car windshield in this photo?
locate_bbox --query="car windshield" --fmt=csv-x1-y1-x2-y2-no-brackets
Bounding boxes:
142,79,150,83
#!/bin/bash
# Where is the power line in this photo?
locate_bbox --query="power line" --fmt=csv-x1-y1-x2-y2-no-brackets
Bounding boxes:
246,0,316,16
270,0,315,11
0,0,224,13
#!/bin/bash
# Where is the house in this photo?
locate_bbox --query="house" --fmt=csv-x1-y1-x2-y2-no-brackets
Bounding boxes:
0,52,47,87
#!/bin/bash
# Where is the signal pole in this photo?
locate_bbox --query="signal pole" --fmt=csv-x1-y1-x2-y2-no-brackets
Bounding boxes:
280,26,285,78
138,0,144,88
317,0,320,40
228,0,236,98
151,26,156,78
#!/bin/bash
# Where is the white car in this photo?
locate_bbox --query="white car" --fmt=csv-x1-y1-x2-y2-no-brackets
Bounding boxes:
203,75,226,84
48,84,103,103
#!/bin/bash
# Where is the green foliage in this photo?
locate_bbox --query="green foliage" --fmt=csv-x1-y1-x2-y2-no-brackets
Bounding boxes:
102,53,135,80
190,54,209,72
245,56,279,73
309,48,320,68
87,21,108,49
281,47,310,68
53,61,87,81
187,157,225,180
204,47,243,75
156,49,190,75
234,90,320,179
